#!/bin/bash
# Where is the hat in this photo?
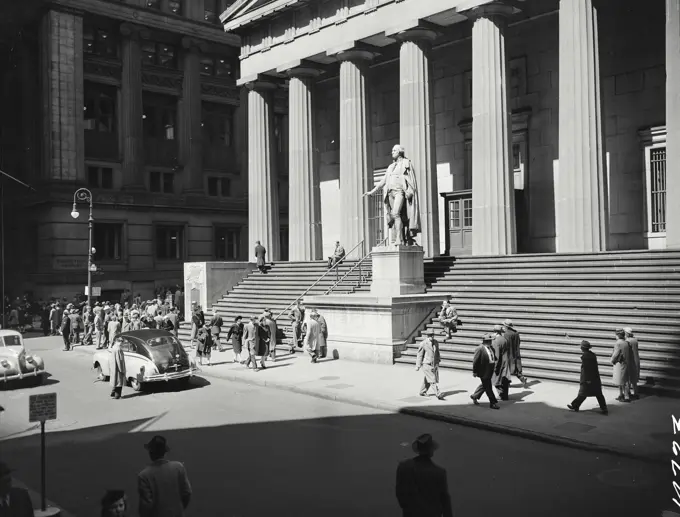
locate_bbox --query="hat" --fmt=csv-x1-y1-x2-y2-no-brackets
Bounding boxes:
0,461,14,477
502,319,513,328
623,327,633,335
580,340,592,350
482,333,493,342
144,435,169,453
412,433,439,454
615,328,625,335
100,490,125,509
493,324,503,332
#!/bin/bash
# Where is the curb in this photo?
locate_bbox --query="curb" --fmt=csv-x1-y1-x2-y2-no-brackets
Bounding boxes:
72,347,663,464
194,366,664,465
13,478,74,517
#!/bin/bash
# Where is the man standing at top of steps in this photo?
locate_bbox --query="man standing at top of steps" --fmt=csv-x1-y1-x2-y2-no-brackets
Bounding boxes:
254,241,267,274
502,319,528,388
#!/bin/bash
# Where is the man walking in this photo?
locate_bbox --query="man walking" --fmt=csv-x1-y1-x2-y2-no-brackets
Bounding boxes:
261,310,277,361
60,308,72,351
470,333,500,409
303,311,321,363
138,436,192,517
395,434,453,517
611,328,632,402
568,340,608,414
624,327,640,399
289,300,305,349
492,324,512,401
313,309,328,359
502,319,527,387
109,336,126,399
244,316,261,371
49,303,59,336
416,328,444,400
254,240,267,274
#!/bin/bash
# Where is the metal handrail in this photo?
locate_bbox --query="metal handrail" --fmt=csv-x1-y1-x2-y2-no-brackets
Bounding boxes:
324,237,388,295
274,239,365,322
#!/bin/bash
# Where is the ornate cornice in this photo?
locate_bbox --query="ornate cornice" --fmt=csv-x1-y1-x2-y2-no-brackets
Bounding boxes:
83,56,122,83
142,66,184,95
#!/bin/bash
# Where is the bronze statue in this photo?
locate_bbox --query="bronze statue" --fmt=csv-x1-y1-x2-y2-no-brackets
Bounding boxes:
363,144,421,246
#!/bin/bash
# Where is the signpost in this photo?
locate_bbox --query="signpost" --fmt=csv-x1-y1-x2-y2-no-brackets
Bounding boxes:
29,393,60,516
85,286,101,297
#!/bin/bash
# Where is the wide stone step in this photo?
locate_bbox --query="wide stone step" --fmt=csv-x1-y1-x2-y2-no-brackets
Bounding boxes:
446,297,680,312
432,278,680,288
440,304,679,321
429,285,680,297
445,249,680,264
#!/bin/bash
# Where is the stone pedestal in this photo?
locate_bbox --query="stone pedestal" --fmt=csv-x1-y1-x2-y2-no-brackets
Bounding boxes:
305,245,441,364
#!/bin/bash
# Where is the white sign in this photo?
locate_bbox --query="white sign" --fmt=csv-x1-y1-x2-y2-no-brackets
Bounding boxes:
85,286,101,296
29,393,57,422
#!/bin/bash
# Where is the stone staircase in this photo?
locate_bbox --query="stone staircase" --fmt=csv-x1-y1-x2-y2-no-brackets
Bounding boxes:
395,250,680,395
178,260,373,350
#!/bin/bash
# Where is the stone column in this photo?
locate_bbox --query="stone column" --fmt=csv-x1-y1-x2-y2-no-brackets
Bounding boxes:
667,0,680,247
468,5,517,256
246,79,280,261
40,9,85,182
328,45,377,257
180,37,206,193
280,62,323,261
387,24,440,258
119,23,147,189
556,0,608,253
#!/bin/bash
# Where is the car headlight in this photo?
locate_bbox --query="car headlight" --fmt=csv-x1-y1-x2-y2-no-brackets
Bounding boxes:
25,355,34,363
1,360,10,368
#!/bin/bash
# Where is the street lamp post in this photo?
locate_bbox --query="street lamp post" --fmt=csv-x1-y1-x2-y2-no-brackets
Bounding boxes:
71,188,95,307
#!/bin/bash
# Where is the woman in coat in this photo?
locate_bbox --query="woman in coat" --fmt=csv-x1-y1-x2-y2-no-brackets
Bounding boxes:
109,338,126,399
611,328,632,402
226,316,244,363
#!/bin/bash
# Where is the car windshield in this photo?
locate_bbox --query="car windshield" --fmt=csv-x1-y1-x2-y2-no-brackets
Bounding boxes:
145,336,187,364
1,335,22,347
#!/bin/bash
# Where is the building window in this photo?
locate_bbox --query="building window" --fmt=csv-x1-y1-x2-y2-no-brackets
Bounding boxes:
149,171,174,194
202,103,233,147
88,166,114,189
143,95,177,141
449,198,472,230
207,177,232,197
200,56,233,78
156,226,184,260
648,147,667,233
93,223,123,261
141,42,176,69
84,83,116,133
215,227,240,260
449,200,460,229
169,0,182,14
146,0,160,8
83,26,117,57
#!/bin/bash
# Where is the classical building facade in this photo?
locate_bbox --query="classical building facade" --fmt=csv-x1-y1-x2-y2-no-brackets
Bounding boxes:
223,0,678,259
1,0,293,301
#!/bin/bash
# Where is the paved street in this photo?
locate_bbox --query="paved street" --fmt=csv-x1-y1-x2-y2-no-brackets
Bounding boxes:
0,336,670,517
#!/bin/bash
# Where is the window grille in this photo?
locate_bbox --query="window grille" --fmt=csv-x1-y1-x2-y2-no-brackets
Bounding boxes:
649,147,667,233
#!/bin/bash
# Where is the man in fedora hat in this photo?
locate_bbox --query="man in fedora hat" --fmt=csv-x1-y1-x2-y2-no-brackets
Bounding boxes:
501,319,528,387
611,328,632,403
491,324,512,401
470,333,500,409
0,461,34,517
138,436,192,517
416,328,444,400
623,327,640,399
568,340,608,414
395,434,453,517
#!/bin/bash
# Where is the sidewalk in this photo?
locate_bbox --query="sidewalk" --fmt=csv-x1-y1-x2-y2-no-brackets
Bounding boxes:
74,346,671,463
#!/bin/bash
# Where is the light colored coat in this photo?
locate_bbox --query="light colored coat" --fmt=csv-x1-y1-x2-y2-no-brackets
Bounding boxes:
304,318,321,353
611,338,632,386
627,336,640,384
138,459,192,517
109,341,126,388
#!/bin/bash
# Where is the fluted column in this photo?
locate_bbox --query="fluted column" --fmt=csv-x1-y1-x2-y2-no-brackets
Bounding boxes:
470,5,517,255
329,46,376,257
181,37,206,193
556,0,608,252
247,80,280,261
667,0,680,247
388,24,440,257
120,23,146,189
280,62,323,261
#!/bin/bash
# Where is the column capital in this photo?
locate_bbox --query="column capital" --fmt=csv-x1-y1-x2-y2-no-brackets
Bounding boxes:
119,23,150,41
385,19,442,42
181,36,209,54
327,41,381,63
277,59,327,78
464,2,520,23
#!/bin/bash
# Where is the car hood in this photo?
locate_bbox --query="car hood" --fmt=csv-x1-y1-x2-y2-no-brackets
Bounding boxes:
0,347,24,358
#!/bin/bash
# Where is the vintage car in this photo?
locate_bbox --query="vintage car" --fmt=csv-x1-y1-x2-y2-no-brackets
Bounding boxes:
0,329,46,385
93,329,197,391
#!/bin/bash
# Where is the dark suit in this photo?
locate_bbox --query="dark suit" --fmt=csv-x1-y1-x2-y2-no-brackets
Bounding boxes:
0,487,35,517
471,344,498,404
254,244,267,272
396,456,453,517
571,350,607,411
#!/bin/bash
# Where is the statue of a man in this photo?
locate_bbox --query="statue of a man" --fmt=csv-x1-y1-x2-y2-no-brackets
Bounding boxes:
363,144,421,246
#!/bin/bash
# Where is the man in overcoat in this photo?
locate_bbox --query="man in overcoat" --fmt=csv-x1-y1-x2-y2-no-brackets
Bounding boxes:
395,434,453,517
49,303,59,336
243,316,261,371
60,308,72,351
502,319,527,387
611,328,632,402
567,340,608,414
261,310,277,361
303,312,321,363
624,327,640,399
254,240,267,274
491,325,511,400
0,461,34,517
416,328,444,400
470,333,500,409
289,300,305,349
313,309,328,359
109,337,126,399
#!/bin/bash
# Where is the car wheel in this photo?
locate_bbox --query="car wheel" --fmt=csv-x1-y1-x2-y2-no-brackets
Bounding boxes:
95,364,108,381
129,377,142,392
